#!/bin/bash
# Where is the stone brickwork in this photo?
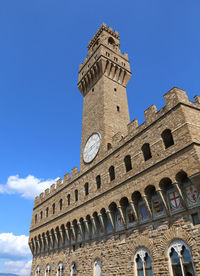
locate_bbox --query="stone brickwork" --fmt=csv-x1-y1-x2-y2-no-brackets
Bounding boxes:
29,24,200,276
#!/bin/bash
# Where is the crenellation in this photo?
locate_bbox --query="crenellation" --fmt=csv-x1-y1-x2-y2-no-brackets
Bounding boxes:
39,192,44,200
71,167,79,180
64,172,70,183
194,95,200,104
144,104,157,124
164,87,189,108
45,188,49,196
50,183,55,193
56,178,62,188
127,119,139,135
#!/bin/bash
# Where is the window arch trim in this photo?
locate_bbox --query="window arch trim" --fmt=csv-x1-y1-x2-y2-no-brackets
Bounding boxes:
134,248,153,276
168,240,196,276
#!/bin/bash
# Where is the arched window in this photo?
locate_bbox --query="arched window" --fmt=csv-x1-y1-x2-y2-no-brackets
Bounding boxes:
67,194,70,206
108,37,115,45
35,214,37,224
94,259,102,276
46,207,49,218
96,175,101,189
45,264,51,276
57,262,64,276
161,129,174,149
52,203,55,214
35,266,40,276
75,190,78,201
124,155,132,172
85,182,89,196
134,248,153,276
40,211,43,220
71,262,77,276
141,143,152,161
109,166,115,181
168,240,195,276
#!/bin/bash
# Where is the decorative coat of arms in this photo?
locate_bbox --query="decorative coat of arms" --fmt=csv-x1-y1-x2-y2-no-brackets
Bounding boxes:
186,185,199,204
116,212,123,227
169,191,181,210
127,208,135,224
152,197,164,215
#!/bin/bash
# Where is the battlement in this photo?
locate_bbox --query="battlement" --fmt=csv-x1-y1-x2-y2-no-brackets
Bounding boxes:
33,87,200,209
34,166,80,207
88,23,120,50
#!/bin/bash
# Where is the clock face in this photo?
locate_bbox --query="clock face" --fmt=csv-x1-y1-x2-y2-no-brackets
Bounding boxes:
83,133,101,163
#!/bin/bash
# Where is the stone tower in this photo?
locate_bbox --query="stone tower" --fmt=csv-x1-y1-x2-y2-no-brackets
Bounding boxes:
78,23,131,170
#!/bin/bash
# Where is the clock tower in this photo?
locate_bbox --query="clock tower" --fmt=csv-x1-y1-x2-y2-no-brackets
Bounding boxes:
78,23,132,170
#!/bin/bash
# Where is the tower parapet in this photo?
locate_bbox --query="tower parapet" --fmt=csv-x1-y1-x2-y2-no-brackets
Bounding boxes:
78,23,131,96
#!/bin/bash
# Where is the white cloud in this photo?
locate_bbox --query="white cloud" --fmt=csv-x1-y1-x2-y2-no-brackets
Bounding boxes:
0,233,31,260
0,233,32,275
3,260,32,276
0,174,58,199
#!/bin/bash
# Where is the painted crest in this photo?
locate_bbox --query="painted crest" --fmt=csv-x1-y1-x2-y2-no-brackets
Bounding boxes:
116,213,123,227
169,191,181,209
152,197,164,214
186,185,199,204
127,208,135,223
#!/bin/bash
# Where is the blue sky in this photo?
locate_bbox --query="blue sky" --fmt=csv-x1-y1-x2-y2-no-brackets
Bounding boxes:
0,0,199,274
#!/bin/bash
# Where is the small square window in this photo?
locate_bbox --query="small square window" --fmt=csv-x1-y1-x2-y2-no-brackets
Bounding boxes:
191,213,200,225
114,88,117,92
117,106,120,112
92,88,94,92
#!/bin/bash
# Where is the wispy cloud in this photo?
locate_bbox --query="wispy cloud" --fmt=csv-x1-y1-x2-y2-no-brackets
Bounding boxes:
0,174,58,199
0,233,31,260
3,260,32,276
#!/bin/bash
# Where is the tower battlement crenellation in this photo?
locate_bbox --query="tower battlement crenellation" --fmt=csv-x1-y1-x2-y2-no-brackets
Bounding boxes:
88,23,120,50
33,87,200,208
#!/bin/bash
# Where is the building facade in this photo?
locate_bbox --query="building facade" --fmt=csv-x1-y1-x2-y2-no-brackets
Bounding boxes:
29,24,200,276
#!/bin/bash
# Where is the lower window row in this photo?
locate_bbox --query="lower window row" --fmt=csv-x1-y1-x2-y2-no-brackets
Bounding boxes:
35,240,196,276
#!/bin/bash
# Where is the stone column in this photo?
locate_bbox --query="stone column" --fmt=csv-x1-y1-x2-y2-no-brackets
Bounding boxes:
46,233,51,252
29,241,34,255
52,229,59,248
157,189,170,216
98,214,105,232
118,206,126,227
34,237,38,255
49,234,54,250
129,200,139,223
84,220,90,236
174,182,188,210
65,226,71,244
143,195,153,218
71,225,77,242
106,210,115,231
91,217,98,235
59,226,65,246
77,222,84,239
